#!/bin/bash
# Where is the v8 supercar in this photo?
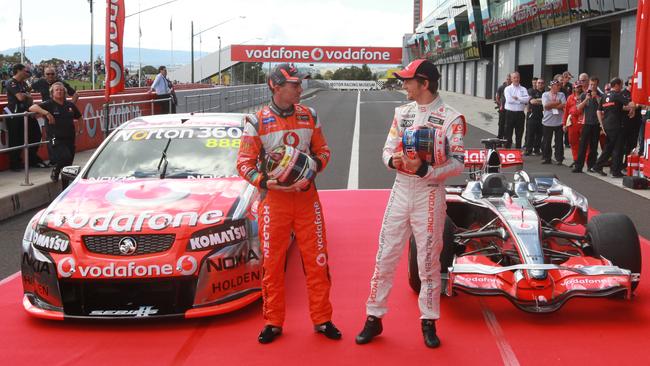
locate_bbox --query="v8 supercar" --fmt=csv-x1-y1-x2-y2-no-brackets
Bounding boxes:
408,139,642,313
21,113,262,319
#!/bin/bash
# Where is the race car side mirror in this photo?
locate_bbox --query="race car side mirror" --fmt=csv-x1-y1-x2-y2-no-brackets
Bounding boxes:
60,165,80,189
547,185,564,196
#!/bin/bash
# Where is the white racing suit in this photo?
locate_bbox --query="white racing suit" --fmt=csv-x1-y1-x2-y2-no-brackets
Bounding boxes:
366,95,466,320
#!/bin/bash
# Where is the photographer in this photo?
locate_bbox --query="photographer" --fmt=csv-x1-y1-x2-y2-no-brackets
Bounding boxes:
524,78,545,156
573,77,602,173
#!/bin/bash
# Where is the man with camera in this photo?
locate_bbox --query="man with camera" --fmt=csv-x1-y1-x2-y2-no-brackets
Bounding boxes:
236,63,340,344
356,59,465,349
573,77,603,173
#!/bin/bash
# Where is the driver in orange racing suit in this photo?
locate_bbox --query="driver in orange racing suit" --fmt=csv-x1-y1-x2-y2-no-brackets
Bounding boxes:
236,63,341,344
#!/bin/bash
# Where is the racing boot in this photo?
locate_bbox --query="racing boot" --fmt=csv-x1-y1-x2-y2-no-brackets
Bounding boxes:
422,319,441,348
258,325,282,344
355,315,383,344
315,321,342,340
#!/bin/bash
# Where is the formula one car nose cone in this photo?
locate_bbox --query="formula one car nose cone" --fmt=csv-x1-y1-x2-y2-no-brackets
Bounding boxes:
263,145,315,186
402,127,449,165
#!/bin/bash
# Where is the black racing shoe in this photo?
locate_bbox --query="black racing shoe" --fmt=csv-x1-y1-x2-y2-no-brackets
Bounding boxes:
355,315,383,344
541,160,552,165
592,167,607,176
258,325,282,344
50,168,60,182
315,321,342,340
421,319,441,348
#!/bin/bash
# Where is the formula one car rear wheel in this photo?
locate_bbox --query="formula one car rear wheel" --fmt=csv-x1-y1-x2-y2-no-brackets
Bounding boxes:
586,213,641,291
408,216,456,293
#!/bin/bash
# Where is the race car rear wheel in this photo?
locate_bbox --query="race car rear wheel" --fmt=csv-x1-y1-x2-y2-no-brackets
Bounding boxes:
408,216,455,293
586,213,641,292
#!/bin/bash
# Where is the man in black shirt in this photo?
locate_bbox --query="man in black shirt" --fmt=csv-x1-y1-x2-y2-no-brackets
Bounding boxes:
572,77,602,173
593,78,635,177
524,78,545,155
31,66,79,103
621,76,643,157
4,63,46,171
29,82,81,182
495,74,511,139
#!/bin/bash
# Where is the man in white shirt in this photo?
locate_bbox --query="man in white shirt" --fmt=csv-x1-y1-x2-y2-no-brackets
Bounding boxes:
541,80,567,164
149,65,175,114
503,72,530,148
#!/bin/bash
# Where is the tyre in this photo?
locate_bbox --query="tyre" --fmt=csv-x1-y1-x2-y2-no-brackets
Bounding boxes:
408,216,456,293
586,213,641,292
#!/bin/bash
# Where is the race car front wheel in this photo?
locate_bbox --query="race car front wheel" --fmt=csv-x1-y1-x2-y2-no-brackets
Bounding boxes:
586,213,641,292
407,216,456,293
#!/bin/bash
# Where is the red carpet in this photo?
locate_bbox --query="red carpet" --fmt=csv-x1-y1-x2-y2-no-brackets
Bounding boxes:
1,190,649,365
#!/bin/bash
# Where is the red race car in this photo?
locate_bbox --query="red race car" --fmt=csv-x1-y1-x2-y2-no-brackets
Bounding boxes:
408,138,641,313
21,114,262,319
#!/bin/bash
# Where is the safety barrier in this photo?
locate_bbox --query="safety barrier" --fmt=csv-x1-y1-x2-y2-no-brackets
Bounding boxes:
0,111,48,186
0,84,270,175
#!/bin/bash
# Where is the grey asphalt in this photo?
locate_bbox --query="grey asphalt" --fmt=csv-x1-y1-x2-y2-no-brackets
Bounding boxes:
1,89,648,280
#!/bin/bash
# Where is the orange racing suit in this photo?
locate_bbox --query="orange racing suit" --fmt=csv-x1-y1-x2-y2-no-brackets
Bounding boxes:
237,102,332,327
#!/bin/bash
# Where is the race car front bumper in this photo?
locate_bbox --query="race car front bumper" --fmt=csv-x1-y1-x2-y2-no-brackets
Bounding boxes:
447,260,636,313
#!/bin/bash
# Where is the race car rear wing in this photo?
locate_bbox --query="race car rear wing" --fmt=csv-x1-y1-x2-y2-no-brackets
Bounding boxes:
463,149,524,168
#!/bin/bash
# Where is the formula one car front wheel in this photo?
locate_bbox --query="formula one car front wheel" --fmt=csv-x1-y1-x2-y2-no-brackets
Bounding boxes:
586,213,641,292
408,216,456,293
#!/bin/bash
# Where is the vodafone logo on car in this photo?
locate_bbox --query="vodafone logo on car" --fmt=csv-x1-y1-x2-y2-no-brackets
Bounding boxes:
56,256,199,278
464,149,522,165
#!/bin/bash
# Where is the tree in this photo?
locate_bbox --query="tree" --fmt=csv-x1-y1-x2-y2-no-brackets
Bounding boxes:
141,65,158,75
323,70,334,80
313,73,324,80
230,62,266,85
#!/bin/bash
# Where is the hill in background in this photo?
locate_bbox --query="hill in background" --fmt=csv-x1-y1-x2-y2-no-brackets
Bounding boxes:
0,44,206,69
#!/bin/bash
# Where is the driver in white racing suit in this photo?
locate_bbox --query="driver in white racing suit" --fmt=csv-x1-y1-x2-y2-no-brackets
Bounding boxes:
356,59,466,348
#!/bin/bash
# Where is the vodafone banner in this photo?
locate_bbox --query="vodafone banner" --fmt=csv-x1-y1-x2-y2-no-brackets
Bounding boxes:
231,45,402,64
105,0,125,99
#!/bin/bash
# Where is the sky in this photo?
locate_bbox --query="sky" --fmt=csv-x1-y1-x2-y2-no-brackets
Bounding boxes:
0,0,422,60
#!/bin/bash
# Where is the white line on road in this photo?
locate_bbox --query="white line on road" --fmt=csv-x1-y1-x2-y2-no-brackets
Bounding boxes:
347,90,361,190
480,299,520,366
0,271,20,287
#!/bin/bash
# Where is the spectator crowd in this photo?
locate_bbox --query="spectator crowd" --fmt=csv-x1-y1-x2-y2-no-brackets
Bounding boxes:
495,71,648,178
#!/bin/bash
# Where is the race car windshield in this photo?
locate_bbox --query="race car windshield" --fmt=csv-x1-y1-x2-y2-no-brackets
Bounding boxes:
84,126,243,179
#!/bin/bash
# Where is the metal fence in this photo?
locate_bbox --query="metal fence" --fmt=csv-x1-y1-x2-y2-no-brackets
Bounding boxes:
0,111,48,186
1,84,271,185
176,84,271,114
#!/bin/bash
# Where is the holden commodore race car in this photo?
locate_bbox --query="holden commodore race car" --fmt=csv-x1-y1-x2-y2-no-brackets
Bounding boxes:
408,138,642,313
21,113,263,319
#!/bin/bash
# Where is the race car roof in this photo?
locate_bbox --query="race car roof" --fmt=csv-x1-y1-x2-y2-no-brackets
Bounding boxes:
120,113,248,130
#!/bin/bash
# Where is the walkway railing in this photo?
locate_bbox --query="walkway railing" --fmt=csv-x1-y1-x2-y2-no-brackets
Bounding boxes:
0,111,48,186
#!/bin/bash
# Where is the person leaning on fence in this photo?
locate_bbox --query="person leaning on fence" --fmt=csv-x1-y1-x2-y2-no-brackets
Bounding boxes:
148,66,176,114
29,82,81,182
4,63,47,171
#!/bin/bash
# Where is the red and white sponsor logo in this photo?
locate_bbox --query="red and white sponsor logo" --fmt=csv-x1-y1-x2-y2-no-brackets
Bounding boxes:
57,256,198,278
560,277,620,287
452,124,465,134
231,45,402,64
464,149,523,166
451,145,465,153
283,131,300,147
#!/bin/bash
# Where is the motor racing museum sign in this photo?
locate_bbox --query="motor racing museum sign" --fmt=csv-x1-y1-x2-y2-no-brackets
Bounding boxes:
231,45,402,64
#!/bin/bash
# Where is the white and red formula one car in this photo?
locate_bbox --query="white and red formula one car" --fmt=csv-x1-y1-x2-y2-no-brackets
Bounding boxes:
21,114,262,319
408,138,642,312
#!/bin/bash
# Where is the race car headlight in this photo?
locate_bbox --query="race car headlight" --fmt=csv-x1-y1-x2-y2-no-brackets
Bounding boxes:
28,226,71,254
187,219,248,252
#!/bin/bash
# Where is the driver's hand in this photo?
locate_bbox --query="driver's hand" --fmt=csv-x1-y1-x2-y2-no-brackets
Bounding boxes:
392,151,404,169
402,153,422,173
267,179,303,192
